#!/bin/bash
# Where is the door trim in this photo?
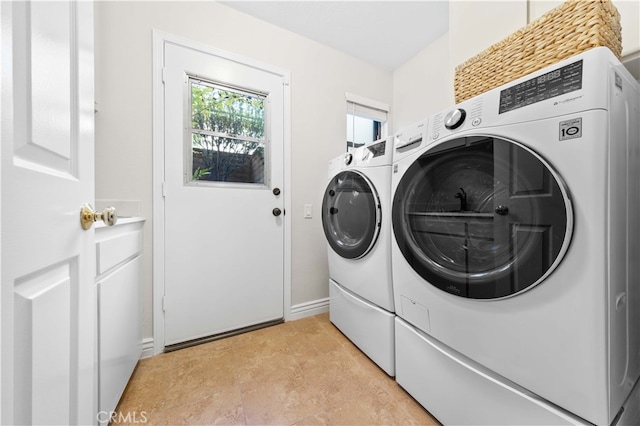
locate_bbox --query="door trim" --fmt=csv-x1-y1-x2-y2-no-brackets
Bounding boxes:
151,30,292,356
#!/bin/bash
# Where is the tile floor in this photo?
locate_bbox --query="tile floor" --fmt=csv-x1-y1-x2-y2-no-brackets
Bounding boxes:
115,313,440,425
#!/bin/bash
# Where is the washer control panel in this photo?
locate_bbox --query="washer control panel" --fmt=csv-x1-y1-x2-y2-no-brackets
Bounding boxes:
444,108,466,129
431,97,483,141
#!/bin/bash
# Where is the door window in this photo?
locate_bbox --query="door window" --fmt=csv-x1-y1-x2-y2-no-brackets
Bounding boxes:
188,78,267,185
322,171,381,259
392,136,572,299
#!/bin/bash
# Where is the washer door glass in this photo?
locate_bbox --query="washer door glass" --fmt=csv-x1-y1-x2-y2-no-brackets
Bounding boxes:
392,135,572,299
322,170,381,259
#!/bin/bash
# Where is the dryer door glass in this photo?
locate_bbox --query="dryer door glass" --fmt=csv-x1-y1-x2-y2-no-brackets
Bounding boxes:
392,136,572,299
322,170,382,259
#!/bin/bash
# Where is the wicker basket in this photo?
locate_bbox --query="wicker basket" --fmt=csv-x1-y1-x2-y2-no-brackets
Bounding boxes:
453,0,622,103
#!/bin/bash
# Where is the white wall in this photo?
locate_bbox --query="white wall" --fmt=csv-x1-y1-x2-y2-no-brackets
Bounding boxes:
94,1,393,341
392,34,454,131
448,0,528,71
393,1,528,131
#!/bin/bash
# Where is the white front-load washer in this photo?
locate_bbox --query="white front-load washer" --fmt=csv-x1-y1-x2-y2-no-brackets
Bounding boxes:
322,137,396,375
391,47,640,425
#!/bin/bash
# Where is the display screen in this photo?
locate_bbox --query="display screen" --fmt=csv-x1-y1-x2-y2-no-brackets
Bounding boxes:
499,60,583,114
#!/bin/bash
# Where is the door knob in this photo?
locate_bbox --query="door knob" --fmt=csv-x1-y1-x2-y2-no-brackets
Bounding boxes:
80,204,117,230
272,207,282,217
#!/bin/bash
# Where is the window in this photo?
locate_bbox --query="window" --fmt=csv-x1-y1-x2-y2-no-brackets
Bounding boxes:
188,78,267,185
346,93,389,152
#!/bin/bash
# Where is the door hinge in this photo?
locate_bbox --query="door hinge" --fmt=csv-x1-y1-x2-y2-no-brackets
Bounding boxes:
162,295,167,312
161,67,166,84
282,77,289,86
162,182,167,198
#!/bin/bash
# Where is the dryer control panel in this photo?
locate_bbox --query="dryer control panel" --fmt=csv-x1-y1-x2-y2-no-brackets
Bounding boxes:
431,97,483,142
429,47,618,143
444,108,466,129
498,59,583,114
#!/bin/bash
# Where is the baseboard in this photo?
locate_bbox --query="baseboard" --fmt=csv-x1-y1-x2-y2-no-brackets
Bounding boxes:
141,337,155,359
288,297,329,321
141,299,329,358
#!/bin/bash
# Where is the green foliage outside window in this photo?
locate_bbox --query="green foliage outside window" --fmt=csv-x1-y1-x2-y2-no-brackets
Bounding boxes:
191,80,266,183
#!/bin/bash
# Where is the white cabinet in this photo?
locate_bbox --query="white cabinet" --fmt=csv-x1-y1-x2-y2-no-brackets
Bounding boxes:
616,0,640,56
95,218,144,421
611,0,639,80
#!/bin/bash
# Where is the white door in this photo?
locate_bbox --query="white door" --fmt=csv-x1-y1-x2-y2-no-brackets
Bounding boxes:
163,42,286,346
1,1,96,424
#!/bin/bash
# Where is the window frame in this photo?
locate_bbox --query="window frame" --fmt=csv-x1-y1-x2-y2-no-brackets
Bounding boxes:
346,92,389,152
184,75,271,189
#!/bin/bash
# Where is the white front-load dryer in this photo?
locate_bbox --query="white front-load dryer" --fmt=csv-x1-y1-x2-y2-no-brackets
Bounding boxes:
322,137,395,375
391,47,640,425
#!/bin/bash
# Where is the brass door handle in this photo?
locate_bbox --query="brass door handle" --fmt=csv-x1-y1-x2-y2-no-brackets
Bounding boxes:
80,204,117,230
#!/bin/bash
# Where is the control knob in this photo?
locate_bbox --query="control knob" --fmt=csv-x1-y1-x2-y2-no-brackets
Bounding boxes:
444,108,467,130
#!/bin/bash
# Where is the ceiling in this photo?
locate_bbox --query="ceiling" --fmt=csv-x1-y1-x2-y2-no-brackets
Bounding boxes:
220,1,450,71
